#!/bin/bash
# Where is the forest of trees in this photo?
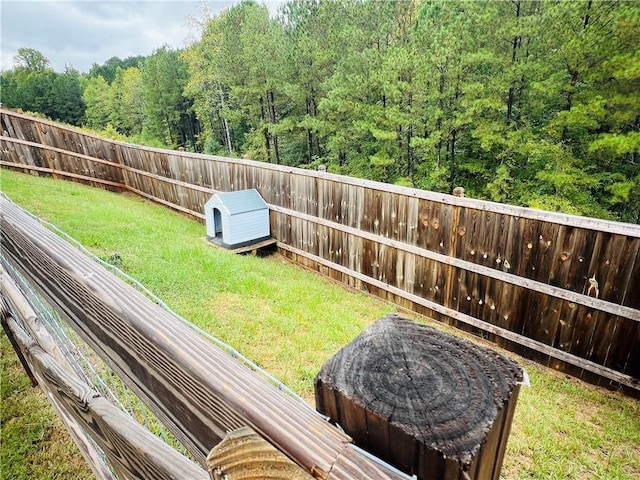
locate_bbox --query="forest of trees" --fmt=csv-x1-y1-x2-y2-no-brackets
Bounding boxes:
1,0,639,223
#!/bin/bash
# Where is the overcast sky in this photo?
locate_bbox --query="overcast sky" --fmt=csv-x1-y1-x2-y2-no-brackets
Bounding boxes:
1,1,282,73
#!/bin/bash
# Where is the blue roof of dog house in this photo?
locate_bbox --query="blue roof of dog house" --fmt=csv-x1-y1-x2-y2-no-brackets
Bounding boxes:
209,189,268,215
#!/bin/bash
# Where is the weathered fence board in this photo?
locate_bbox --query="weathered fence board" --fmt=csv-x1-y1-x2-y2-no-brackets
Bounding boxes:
0,195,406,479
3,315,208,480
1,272,119,480
1,108,639,393
1,267,71,369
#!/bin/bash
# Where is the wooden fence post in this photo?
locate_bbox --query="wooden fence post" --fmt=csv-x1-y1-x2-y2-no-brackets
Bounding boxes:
315,314,523,480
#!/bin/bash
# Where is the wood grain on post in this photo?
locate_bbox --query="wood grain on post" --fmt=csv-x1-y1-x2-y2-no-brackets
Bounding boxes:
1,266,71,370
1,278,116,479
315,314,524,480
1,309,38,386
207,427,314,480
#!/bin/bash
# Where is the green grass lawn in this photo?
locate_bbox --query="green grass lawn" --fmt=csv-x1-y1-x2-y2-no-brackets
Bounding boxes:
1,168,639,480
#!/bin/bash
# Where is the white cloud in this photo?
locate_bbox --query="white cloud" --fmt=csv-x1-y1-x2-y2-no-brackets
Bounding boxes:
0,0,284,73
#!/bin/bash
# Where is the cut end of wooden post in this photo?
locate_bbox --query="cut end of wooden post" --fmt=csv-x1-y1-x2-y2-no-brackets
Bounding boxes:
315,314,523,479
453,186,465,197
207,427,314,480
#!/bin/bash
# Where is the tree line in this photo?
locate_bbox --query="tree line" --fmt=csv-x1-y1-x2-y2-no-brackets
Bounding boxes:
1,47,199,149
1,0,639,223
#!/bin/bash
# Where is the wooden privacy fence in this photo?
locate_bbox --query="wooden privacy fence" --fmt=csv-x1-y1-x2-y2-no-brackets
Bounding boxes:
0,194,409,479
1,108,639,394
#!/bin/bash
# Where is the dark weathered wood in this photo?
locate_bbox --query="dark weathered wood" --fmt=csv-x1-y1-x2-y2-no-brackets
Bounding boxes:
328,445,414,480
48,390,120,480
5,315,208,480
1,281,118,480
279,241,640,390
1,310,38,386
315,314,523,480
269,206,639,321
206,427,314,480
1,266,72,369
0,196,406,479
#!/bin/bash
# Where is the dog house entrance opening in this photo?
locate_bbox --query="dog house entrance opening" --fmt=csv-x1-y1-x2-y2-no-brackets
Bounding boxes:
213,208,222,236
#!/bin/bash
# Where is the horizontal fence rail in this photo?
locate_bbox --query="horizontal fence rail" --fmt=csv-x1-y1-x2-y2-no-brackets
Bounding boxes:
1,108,639,394
1,255,205,470
0,310,209,480
0,194,409,479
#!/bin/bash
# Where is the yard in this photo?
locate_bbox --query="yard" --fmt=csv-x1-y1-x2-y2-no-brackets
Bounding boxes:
1,169,639,479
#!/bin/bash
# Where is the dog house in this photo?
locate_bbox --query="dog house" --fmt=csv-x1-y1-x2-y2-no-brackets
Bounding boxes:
204,189,271,249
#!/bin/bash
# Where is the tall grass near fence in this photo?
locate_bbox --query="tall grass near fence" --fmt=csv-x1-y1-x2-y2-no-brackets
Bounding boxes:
1,168,639,479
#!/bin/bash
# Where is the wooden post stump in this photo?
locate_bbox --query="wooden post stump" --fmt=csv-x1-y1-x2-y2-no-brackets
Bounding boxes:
315,314,523,480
